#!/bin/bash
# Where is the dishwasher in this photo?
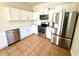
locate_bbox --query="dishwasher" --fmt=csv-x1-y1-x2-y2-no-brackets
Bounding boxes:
6,29,20,45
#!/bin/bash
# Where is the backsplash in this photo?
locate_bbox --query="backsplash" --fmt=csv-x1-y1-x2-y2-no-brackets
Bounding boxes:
8,20,33,27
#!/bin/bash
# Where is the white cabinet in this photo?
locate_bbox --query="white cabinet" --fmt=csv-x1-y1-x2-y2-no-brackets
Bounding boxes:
54,3,77,12
33,11,39,20
20,26,33,39
54,5,64,12
46,27,52,39
28,11,33,20
6,7,33,21
62,3,77,12
19,9,27,20
0,32,8,50
20,10,33,20
32,25,38,34
48,10,54,21
20,25,38,39
39,8,49,14
20,27,27,39
7,7,20,20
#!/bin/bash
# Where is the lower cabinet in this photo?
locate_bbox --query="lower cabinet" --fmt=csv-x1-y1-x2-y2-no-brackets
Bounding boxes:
46,27,52,39
20,26,33,39
20,25,38,39
32,25,38,34
0,32,8,50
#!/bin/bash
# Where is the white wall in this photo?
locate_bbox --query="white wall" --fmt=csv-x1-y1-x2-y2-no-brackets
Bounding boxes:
71,14,79,56
70,3,79,56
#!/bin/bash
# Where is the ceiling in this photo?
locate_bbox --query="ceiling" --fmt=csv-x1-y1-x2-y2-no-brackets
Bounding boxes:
0,2,45,7
21,2,74,6
23,2,45,6
0,2,74,7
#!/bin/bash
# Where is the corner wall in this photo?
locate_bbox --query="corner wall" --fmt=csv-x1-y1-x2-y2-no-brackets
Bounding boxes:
70,3,79,56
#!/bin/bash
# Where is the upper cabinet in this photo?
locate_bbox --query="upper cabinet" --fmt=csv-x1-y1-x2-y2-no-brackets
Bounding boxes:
6,7,33,21
54,3,77,12
7,7,20,21
19,9,33,20
39,8,49,14
33,8,51,21
48,9,54,21
33,11,40,20
62,3,77,12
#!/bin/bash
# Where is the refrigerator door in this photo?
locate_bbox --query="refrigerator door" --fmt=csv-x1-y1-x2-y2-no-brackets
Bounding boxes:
53,12,63,35
59,12,78,39
65,12,78,38
60,12,69,37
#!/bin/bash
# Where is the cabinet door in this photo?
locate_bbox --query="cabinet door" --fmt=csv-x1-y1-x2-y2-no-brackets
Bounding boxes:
55,5,63,12
0,32,8,49
39,8,48,14
20,27,28,39
43,8,49,14
27,11,33,20
33,12,39,20
49,10,54,21
20,26,33,39
32,25,38,34
25,27,31,36
46,27,52,39
26,26,33,36
33,12,36,20
19,10,27,20
39,9,43,14
29,12,33,20
8,8,20,20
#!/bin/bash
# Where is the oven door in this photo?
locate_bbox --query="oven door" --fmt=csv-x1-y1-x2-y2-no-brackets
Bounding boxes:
38,26,46,37
38,26,46,33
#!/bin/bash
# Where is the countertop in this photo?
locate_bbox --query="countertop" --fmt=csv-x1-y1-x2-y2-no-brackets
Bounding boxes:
0,24,53,32
0,25,34,32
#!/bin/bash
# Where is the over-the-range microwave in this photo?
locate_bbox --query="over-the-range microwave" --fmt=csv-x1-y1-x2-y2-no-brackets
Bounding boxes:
40,15,48,20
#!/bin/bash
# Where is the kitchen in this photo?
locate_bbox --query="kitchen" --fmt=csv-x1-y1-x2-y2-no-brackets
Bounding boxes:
0,2,79,56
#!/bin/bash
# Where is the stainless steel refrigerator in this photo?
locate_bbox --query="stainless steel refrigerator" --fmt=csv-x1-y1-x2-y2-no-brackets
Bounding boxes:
51,11,78,50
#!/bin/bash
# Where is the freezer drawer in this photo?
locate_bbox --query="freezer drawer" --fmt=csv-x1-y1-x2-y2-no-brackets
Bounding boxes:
51,34,71,50
58,37,71,50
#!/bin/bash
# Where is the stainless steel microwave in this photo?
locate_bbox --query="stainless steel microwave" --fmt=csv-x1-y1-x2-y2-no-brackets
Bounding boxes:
40,15,48,20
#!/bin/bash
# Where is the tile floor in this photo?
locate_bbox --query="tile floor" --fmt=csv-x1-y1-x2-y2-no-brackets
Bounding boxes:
0,34,71,56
